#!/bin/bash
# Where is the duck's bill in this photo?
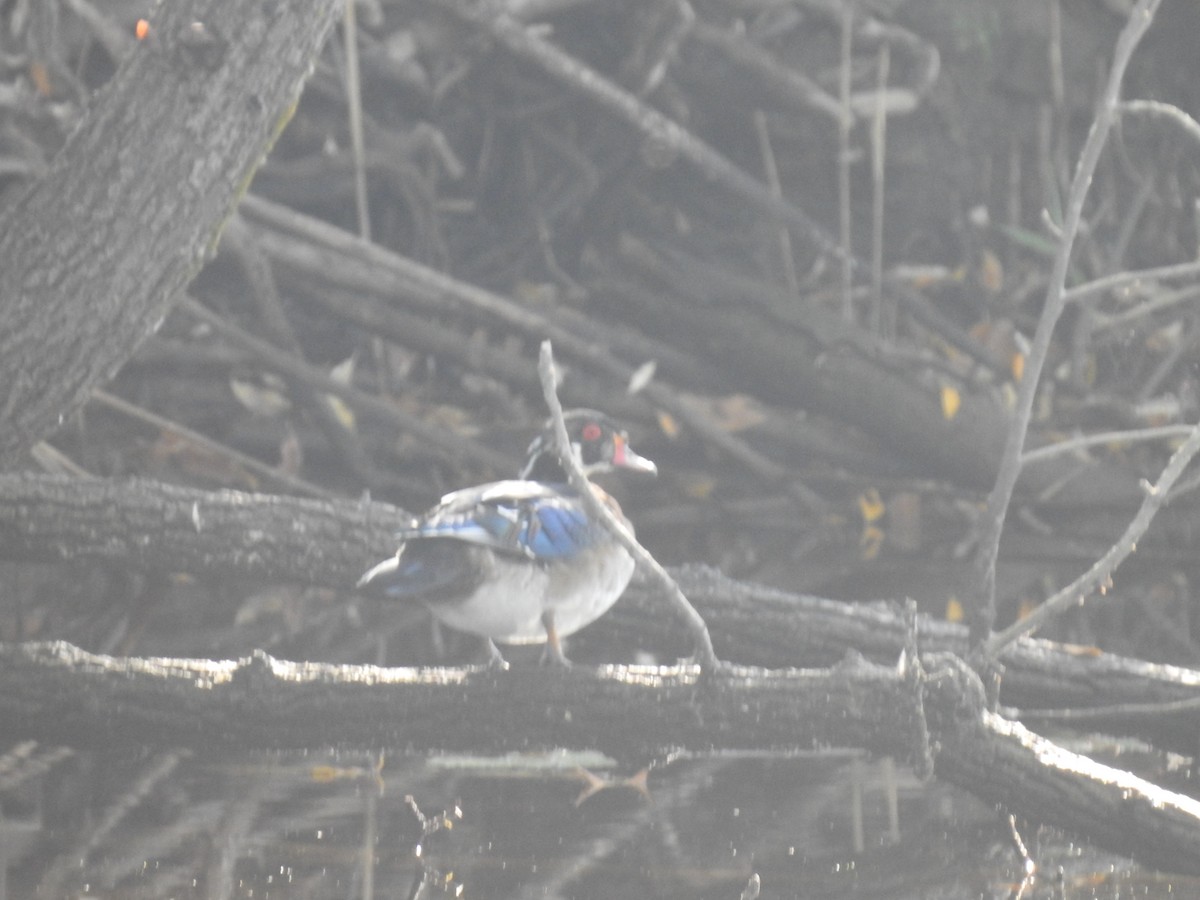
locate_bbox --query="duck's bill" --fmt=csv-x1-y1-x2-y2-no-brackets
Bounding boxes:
612,435,658,475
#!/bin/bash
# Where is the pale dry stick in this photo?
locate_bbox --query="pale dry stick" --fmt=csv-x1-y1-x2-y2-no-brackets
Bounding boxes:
537,341,721,673
30,441,91,477
1094,282,1200,333
1006,133,1022,247
0,744,73,793
360,780,377,900
178,295,514,472
345,0,399,412
90,388,337,499
37,751,188,897
1048,0,1064,110
870,41,890,337
971,0,1164,648
689,21,845,124
343,0,372,242
853,17,940,109
1047,0,1070,206
983,419,1200,658
838,2,854,323
1019,424,1196,466
1118,100,1200,148
1063,259,1200,305
752,109,800,299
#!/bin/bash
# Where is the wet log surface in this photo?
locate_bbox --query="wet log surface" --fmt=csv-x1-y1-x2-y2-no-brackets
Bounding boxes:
5,639,1200,875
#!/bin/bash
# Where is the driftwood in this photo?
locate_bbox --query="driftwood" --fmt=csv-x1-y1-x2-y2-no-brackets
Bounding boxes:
5,473,1200,873
3,640,1200,875
3,472,1200,746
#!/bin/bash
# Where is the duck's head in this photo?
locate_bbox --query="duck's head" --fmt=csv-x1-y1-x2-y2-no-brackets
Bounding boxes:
520,409,657,482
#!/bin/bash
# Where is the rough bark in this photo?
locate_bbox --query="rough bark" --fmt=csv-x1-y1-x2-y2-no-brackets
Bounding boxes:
2,640,1199,875
3,473,1200,753
0,473,402,586
0,0,341,466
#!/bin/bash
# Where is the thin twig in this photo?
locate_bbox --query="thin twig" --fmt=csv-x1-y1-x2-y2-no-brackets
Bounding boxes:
30,441,92,477
1118,99,1200,149
343,0,372,242
752,109,800,300
1063,258,1200,305
90,389,337,499
178,294,514,473
870,40,890,337
690,21,844,124
223,217,380,485
537,340,721,672
1019,424,1196,466
982,419,1200,659
838,2,854,323
1092,283,1200,333
971,0,1164,650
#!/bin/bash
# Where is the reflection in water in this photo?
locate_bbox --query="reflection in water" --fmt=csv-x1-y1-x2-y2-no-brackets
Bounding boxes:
1,742,1188,898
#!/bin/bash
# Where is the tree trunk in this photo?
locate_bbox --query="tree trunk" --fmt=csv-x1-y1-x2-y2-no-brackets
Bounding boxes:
0,0,341,466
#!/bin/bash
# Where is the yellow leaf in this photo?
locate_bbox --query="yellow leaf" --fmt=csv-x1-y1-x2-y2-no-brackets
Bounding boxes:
1011,353,1025,383
310,763,378,785
859,525,884,560
712,394,767,431
324,394,356,430
945,597,963,622
683,475,715,500
230,375,291,417
978,249,1003,293
857,488,885,523
940,385,961,420
656,411,680,438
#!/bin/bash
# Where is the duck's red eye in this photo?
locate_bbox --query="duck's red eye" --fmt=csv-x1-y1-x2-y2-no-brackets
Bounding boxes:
581,422,603,442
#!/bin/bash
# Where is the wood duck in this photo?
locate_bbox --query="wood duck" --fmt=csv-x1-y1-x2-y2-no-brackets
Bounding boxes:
357,410,657,666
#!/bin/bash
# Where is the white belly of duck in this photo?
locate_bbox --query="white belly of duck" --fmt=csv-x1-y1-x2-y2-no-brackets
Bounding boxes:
431,541,636,644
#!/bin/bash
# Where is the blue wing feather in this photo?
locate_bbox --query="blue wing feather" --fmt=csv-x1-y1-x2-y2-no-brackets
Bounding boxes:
358,478,628,612
390,480,600,562
522,502,593,558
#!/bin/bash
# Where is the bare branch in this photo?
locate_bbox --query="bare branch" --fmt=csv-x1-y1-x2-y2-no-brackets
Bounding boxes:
983,420,1200,658
971,0,1164,647
537,340,721,671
